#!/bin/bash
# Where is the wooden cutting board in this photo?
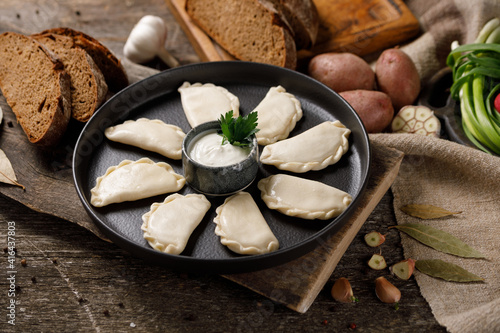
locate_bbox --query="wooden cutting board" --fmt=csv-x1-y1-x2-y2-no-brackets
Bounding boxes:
165,0,420,62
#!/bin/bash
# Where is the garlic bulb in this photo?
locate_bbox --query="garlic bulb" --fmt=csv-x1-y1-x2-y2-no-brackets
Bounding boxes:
391,105,441,137
124,15,179,68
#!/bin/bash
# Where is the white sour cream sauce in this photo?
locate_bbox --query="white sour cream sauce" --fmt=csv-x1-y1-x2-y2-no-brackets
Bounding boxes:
188,130,251,167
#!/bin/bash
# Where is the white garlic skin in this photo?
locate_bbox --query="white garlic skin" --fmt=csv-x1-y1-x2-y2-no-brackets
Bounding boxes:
124,15,168,63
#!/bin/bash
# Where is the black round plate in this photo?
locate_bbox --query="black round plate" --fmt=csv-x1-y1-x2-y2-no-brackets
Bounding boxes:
73,61,371,274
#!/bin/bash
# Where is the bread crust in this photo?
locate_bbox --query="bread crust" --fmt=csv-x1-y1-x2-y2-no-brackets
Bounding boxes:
0,32,71,146
40,27,128,92
32,33,108,122
270,0,319,49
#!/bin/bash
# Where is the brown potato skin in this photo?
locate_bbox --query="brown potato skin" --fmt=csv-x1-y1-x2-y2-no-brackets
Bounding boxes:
375,48,421,110
340,90,394,133
308,52,375,92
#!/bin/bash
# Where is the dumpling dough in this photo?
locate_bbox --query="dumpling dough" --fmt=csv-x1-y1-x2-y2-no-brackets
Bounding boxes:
253,86,302,145
104,118,185,160
260,121,350,173
258,174,352,220
90,158,185,207
214,192,279,255
141,193,211,255
178,82,240,127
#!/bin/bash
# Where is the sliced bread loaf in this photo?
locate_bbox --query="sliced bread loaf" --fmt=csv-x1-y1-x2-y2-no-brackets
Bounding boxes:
32,33,108,122
269,0,319,49
186,0,297,69
40,27,128,92
0,32,71,146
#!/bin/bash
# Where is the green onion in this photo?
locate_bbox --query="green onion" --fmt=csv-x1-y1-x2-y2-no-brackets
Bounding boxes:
447,19,500,155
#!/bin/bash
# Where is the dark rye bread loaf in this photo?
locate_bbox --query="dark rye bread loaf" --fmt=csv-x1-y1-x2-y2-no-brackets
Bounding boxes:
32,33,108,122
0,32,71,146
186,0,297,69
40,27,128,92
269,0,319,49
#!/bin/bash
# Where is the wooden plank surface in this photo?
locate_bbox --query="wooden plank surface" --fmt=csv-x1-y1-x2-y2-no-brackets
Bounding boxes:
0,0,447,331
166,0,420,64
0,71,403,312
0,180,446,332
0,43,402,314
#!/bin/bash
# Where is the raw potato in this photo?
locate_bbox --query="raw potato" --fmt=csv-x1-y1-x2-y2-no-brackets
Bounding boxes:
308,52,375,92
339,90,394,133
391,105,441,137
375,48,420,110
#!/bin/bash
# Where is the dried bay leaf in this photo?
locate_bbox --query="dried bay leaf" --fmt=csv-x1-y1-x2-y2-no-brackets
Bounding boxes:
0,148,25,189
400,204,461,219
416,259,484,282
390,223,486,258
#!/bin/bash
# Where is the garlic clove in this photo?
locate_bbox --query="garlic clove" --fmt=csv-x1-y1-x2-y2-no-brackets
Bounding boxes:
364,231,386,247
390,259,416,280
331,277,356,303
375,276,401,304
368,253,387,270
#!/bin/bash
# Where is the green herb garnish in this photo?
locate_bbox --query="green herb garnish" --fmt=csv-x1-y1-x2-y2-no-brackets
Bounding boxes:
218,110,259,147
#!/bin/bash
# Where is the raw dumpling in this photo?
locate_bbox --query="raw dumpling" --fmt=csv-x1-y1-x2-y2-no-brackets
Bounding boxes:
258,174,352,220
214,192,279,255
253,86,302,145
142,193,211,255
178,82,240,127
104,118,185,159
260,121,350,172
90,158,185,207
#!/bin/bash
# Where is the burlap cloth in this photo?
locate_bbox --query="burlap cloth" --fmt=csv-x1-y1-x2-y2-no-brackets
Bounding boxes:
371,1,500,332
371,133,499,333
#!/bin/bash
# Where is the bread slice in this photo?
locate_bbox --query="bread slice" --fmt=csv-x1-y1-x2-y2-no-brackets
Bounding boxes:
0,32,71,146
32,33,108,122
40,27,128,92
186,0,297,69
269,0,319,49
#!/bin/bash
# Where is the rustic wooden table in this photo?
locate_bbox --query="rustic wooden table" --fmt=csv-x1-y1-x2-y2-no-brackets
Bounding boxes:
0,0,447,331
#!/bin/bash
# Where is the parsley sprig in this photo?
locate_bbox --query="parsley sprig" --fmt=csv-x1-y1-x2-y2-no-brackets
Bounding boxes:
218,110,259,147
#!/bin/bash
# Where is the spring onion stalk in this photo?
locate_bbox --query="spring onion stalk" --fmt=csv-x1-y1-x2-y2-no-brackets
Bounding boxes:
447,18,500,154
475,18,500,43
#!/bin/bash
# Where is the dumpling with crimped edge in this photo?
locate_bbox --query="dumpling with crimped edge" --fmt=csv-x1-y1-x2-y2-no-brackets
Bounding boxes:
258,174,352,220
214,192,279,255
253,85,302,145
260,121,350,173
141,193,211,255
178,82,240,127
104,118,185,160
90,158,185,207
